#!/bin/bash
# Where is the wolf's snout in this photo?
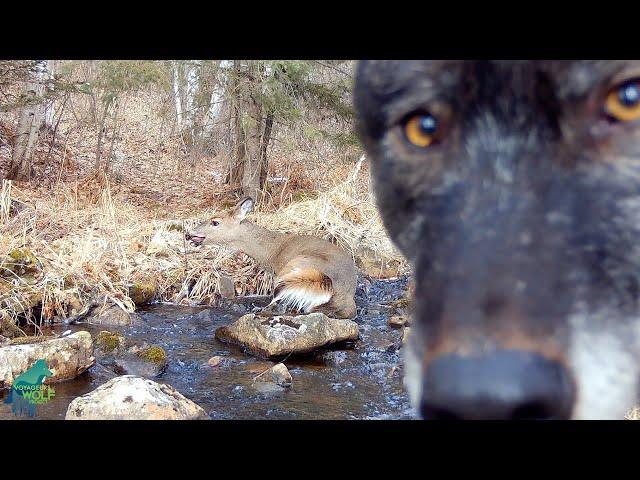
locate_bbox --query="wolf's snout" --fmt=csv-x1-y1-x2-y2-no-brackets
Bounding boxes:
420,350,575,420
185,233,205,245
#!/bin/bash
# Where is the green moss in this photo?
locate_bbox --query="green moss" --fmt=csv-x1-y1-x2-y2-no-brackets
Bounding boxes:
128,282,156,305
136,345,167,364
95,330,126,353
2,248,41,280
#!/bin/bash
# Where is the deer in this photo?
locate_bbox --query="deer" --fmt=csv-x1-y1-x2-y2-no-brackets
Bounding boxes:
186,197,358,319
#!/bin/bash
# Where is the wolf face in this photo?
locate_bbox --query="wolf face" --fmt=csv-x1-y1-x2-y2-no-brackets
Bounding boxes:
354,60,640,419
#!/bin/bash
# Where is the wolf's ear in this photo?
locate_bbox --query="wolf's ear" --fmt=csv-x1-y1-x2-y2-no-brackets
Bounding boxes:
233,197,254,220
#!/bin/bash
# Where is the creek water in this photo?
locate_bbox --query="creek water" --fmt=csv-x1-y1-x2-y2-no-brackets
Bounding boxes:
0,277,413,420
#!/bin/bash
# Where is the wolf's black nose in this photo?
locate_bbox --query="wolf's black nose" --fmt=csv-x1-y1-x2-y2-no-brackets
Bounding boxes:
420,350,574,420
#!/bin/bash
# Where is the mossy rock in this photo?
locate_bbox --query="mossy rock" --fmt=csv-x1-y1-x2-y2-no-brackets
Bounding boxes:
9,335,56,345
3,248,42,277
128,282,156,306
136,345,167,364
95,330,126,354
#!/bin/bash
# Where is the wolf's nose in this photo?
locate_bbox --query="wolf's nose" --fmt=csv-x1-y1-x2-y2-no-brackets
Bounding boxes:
420,350,574,420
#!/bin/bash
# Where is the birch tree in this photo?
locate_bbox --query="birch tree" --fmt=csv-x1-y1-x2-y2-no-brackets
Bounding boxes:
9,60,49,180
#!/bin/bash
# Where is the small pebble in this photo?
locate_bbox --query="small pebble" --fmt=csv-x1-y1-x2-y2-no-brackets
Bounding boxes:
207,356,223,367
388,315,408,328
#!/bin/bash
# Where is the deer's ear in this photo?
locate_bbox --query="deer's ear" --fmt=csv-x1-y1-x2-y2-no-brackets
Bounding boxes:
234,197,254,220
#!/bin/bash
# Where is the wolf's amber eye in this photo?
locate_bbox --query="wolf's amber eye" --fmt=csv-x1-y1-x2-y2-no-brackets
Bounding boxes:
605,80,640,122
404,114,438,148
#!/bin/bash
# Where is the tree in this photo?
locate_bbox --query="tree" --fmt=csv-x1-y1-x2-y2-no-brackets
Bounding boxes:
9,61,50,180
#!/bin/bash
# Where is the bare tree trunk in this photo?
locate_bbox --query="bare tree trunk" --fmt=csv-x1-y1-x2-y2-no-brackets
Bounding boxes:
226,61,265,201
9,61,47,180
260,111,274,188
94,101,111,171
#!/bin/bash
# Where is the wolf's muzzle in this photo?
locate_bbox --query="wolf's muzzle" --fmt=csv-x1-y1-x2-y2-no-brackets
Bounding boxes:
420,349,575,420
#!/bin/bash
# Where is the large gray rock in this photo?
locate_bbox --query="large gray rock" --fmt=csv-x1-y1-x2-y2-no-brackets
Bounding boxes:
65,375,208,420
0,331,95,388
86,304,142,327
215,313,359,359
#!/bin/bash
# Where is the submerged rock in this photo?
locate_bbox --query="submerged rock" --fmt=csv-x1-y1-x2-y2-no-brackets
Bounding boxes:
94,331,167,378
387,315,409,328
207,356,223,367
254,362,292,388
95,331,126,354
65,375,208,420
0,331,95,388
85,303,142,327
215,313,359,359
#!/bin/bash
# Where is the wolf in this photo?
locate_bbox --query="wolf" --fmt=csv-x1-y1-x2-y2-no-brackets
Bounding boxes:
4,359,54,417
354,60,640,419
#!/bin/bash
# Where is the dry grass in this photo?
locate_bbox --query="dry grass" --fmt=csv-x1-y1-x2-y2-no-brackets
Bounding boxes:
0,157,407,330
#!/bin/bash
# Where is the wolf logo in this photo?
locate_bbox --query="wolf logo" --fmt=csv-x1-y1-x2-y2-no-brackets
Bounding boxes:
4,359,54,417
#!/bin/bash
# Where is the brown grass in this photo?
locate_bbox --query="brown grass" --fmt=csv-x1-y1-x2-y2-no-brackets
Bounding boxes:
0,157,407,329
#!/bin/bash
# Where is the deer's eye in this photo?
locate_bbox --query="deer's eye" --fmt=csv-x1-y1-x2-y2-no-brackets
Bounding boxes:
211,220,220,227
403,113,438,148
605,79,640,122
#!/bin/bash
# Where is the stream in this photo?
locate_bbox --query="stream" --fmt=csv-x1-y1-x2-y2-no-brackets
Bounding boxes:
0,277,413,420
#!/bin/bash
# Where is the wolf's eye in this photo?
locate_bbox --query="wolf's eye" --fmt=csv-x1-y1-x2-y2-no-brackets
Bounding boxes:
605,79,640,122
404,114,438,148
211,220,219,227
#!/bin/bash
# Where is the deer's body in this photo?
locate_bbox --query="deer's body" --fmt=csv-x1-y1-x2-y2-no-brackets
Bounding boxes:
187,198,357,319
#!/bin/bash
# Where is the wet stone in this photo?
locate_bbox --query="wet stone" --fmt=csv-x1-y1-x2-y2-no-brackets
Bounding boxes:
215,312,360,359
254,362,292,388
65,375,208,420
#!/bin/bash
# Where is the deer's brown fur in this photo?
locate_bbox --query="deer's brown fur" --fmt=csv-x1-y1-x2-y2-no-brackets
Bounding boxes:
187,198,357,318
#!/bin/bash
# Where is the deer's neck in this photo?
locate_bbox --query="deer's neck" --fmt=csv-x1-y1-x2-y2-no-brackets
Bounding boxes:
231,222,288,269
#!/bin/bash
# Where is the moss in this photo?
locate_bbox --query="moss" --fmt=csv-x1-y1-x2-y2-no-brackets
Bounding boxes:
9,335,55,345
128,282,156,305
95,330,126,353
136,345,167,364
2,248,42,281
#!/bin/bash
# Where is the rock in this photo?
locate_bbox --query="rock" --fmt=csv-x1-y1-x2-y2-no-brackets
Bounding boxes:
95,333,167,378
388,315,409,328
86,304,142,327
0,331,95,388
322,350,348,365
402,327,411,345
128,281,156,306
254,362,292,388
207,356,223,367
95,330,126,354
65,375,208,420
1,248,42,280
215,313,359,359
0,335,8,347
219,275,236,299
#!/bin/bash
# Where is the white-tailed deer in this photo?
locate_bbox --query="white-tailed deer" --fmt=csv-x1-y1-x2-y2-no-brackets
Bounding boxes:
186,197,358,319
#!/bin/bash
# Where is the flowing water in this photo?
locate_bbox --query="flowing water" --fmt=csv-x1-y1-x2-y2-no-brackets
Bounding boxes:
0,277,413,420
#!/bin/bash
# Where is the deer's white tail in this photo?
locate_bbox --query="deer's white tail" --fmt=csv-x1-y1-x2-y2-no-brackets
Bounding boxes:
270,267,333,313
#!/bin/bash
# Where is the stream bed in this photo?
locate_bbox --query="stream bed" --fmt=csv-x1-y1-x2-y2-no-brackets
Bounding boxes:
0,277,413,420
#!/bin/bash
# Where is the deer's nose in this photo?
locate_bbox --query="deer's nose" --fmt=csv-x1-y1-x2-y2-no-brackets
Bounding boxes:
420,350,575,420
